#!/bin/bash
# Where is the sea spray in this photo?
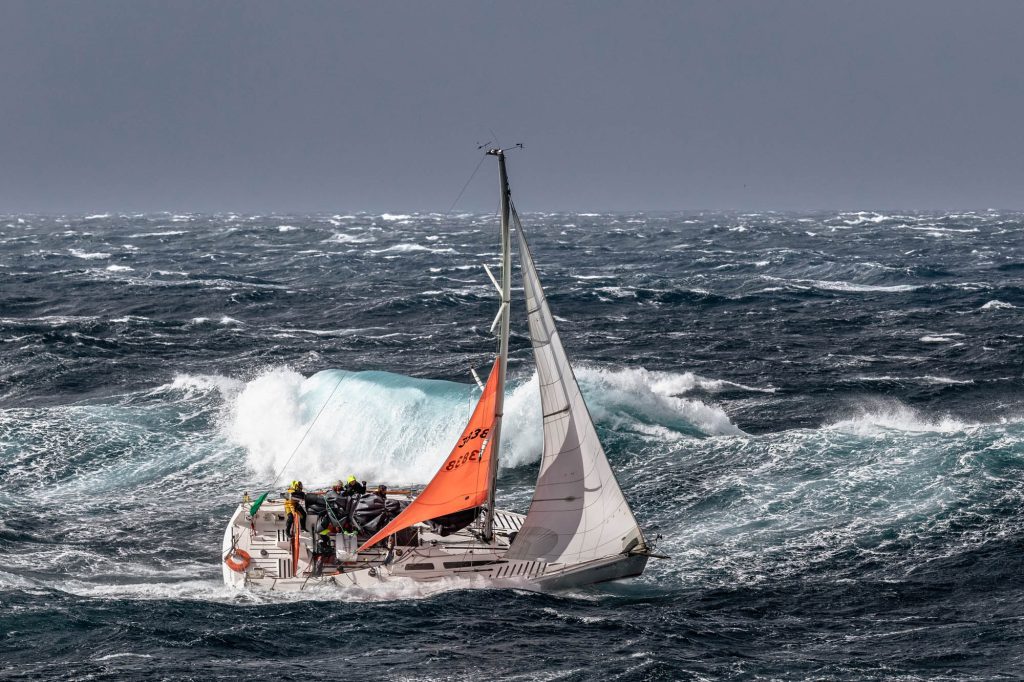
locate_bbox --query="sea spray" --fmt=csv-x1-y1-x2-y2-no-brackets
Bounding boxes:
222,364,740,483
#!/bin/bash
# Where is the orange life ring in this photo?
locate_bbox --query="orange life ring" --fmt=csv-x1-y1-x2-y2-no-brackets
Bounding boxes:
224,548,251,573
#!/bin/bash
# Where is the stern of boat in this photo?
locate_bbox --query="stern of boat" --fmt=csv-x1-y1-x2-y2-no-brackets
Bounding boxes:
221,502,249,588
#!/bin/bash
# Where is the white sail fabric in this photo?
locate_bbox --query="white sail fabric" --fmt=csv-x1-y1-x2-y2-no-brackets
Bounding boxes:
507,218,645,565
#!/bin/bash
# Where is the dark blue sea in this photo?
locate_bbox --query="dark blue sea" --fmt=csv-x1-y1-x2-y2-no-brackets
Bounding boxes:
1,210,1023,680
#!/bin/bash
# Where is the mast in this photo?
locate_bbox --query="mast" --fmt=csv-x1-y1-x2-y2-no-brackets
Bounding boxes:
483,148,512,542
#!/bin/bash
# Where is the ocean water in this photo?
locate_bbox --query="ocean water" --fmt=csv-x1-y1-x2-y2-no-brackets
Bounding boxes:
1,210,1022,680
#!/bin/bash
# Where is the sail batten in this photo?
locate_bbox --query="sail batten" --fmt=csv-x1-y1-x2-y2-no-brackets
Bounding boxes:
507,211,646,565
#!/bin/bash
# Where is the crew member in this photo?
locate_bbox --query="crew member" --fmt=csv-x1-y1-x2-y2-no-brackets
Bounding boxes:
284,480,307,538
344,475,366,495
312,525,334,577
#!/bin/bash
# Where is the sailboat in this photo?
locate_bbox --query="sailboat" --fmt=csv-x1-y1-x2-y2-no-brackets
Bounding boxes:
221,148,655,591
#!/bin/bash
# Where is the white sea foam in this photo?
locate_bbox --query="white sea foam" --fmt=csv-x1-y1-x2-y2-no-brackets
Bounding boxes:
274,326,366,337
501,367,744,470
127,230,186,238
918,375,973,385
0,314,100,326
375,243,427,252
762,275,920,293
69,248,111,260
841,212,891,225
852,375,973,385
167,373,245,397
105,264,134,272
805,279,919,293
981,300,1017,310
277,225,299,232
324,232,375,245
224,364,744,484
93,653,154,662
828,400,976,435
55,573,526,604
595,286,637,298
380,213,412,221
905,226,979,235
371,243,456,255
83,213,110,220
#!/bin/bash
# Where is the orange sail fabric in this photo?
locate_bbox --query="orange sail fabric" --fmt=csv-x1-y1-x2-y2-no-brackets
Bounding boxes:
358,359,500,552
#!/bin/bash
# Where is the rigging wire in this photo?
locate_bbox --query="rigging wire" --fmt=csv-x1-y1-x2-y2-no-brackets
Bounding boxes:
446,153,488,216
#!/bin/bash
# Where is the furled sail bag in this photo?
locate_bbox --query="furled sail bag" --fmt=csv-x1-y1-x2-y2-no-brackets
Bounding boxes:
352,494,406,537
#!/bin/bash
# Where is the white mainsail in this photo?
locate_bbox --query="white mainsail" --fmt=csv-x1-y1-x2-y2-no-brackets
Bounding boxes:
507,212,646,565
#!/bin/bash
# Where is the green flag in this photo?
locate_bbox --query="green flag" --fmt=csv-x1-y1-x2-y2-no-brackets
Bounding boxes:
249,491,270,516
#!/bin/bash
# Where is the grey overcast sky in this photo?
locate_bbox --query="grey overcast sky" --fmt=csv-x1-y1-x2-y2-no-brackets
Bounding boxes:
2,1,1023,212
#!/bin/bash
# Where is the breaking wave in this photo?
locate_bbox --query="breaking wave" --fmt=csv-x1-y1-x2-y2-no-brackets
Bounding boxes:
222,364,743,485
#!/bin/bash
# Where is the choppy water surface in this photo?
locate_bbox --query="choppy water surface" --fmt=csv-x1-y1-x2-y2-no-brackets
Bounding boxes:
1,210,1023,680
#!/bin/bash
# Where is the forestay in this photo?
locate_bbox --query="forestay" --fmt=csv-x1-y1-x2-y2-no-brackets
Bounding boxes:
507,213,646,564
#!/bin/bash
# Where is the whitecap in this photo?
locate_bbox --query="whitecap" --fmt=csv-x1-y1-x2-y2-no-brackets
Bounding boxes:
94,653,154,661
159,372,245,399
841,212,891,225
807,280,919,293
827,401,977,435
371,244,456,255
105,264,134,272
324,232,374,244
980,300,1017,310
595,286,637,299
904,226,980,235
127,230,186,238
762,276,919,293
372,243,429,253
851,375,973,385
916,375,973,385
69,248,111,260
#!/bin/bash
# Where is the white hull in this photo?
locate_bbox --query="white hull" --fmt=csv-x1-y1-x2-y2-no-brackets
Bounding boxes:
222,499,649,593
